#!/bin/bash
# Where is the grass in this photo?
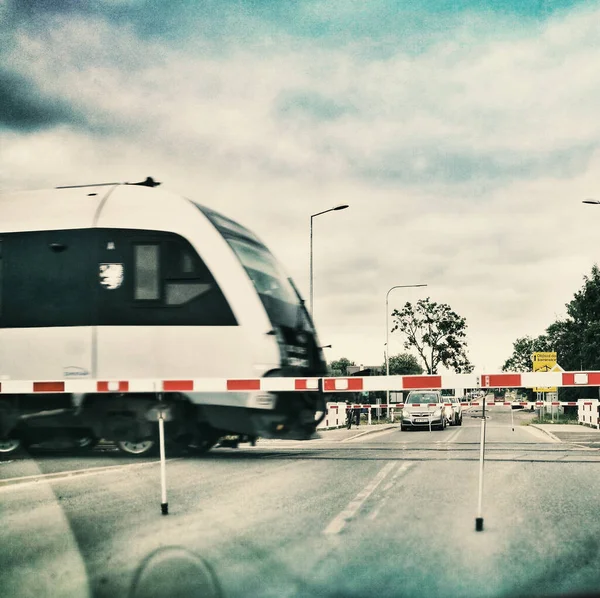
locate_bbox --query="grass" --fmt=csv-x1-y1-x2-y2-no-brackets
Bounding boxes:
527,412,579,425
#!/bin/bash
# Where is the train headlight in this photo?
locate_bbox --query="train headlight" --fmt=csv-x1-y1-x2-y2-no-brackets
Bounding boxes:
250,392,277,410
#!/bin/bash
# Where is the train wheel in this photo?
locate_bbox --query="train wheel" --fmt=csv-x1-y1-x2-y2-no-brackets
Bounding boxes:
0,437,21,455
117,439,155,456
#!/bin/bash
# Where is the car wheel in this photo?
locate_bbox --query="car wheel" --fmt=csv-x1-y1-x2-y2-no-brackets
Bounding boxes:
117,439,156,456
457,416,462,426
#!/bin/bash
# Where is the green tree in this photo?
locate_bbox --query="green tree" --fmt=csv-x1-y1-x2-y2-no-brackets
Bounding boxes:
329,357,355,376
390,298,473,374
559,265,600,371
382,353,423,376
501,335,552,372
503,265,600,400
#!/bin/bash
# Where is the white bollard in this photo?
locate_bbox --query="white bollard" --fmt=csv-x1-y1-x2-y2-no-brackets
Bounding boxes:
475,416,486,531
158,412,168,515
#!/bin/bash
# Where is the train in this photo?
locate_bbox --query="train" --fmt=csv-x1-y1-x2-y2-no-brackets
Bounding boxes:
0,177,328,455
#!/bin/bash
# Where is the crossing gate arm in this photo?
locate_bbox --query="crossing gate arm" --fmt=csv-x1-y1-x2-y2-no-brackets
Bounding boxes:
2,371,600,395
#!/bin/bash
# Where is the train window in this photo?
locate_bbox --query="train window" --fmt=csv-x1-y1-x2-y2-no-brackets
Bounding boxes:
181,251,194,274
97,229,237,326
165,282,211,306
1,230,94,328
227,237,297,304
134,244,160,300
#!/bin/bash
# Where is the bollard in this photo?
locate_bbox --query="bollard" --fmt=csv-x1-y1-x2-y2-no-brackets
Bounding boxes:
475,416,486,531
158,408,168,515
511,405,515,432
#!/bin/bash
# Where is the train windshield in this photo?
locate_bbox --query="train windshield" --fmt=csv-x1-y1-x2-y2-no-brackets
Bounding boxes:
226,237,297,305
193,203,310,330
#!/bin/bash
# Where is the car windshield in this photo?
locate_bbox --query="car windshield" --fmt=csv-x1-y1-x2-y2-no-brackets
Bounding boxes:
407,393,440,404
5,2,600,598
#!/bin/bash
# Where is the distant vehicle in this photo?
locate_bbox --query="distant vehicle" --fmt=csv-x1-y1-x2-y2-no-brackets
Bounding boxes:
400,391,447,431
448,396,463,426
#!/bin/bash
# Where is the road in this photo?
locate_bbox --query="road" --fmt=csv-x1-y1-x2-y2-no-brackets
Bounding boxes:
2,408,600,598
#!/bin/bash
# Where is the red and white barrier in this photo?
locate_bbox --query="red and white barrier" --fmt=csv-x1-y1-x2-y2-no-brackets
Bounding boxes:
317,402,347,430
1,370,600,394
578,400,600,429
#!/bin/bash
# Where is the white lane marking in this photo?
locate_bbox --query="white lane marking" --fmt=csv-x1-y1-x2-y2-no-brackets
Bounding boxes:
324,461,401,535
444,428,463,444
0,458,181,493
366,462,413,521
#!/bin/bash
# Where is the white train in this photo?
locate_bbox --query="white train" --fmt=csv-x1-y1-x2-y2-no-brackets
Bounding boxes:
0,178,327,455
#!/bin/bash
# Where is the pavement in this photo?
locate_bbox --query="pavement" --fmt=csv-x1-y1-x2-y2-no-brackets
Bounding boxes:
529,422,600,447
308,422,397,442
4,411,600,598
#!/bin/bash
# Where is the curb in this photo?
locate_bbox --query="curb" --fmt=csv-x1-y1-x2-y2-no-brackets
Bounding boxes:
340,424,397,442
528,424,562,443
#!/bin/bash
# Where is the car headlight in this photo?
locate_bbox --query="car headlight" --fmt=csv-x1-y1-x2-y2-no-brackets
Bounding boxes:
433,409,442,417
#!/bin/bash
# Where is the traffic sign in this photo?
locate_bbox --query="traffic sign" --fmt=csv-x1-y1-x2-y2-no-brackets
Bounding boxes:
532,352,557,362
532,352,559,392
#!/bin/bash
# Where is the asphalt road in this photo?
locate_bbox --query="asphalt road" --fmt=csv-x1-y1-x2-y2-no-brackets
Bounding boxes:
2,408,600,598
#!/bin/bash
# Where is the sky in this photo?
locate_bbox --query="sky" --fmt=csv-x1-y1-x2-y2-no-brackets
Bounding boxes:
1,0,600,373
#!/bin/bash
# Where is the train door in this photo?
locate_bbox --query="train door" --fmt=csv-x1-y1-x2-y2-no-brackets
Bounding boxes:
0,230,95,380
94,229,238,379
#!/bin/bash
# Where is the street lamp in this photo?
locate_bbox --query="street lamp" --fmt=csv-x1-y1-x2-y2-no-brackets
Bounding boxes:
582,199,600,205
386,284,428,409
310,204,349,317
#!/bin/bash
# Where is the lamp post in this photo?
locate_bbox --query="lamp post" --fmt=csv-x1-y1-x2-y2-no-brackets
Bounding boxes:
386,284,428,410
310,205,349,318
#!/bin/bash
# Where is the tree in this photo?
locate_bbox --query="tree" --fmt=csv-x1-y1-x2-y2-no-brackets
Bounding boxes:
502,265,600,400
382,353,423,376
329,357,355,376
501,335,552,372
390,298,473,374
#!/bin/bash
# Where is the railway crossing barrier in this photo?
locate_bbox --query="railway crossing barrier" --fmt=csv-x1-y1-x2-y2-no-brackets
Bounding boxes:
4,369,600,521
578,400,600,429
2,369,600,395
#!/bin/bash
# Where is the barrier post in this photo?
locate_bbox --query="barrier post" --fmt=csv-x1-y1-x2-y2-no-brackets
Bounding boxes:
475,415,486,531
158,392,168,516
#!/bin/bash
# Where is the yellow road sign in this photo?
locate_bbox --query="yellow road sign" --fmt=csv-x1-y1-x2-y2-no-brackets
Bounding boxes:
532,351,557,362
532,352,558,392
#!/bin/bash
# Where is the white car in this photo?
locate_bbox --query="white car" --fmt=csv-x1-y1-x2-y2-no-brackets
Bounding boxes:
400,391,447,431
447,396,463,426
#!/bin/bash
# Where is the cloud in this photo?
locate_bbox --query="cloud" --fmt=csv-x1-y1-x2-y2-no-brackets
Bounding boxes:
0,69,88,131
2,1,600,372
